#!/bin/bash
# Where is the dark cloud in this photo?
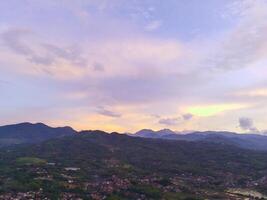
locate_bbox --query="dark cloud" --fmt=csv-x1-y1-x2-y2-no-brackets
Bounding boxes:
42,43,87,67
182,113,193,121
1,28,33,56
97,107,121,118
238,117,259,132
158,117,180,126
29,55,54,66
158,113,193,126
93,62,105,72
151,114,161,119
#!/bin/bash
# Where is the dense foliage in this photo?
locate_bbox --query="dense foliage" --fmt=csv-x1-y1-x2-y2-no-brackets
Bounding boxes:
1,131,267,199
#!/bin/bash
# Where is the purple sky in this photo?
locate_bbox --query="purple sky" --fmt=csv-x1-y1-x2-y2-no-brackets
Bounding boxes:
0,0,267,133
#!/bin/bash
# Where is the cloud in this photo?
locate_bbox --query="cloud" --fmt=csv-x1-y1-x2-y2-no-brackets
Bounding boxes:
0,27,204,104
151,114,161,119
145,20,162,31
158,113,193,126
1,28,87,74
158,117,180,126
41,43,87,67
182,113,193,121
93,62,105,72
207,0,267,71
1,0,267,132
95,38,183,67
29,55,54,66
235,88,267,97
238,117,259,132
97,107,121,118
95,72,203,104
1,28,33,56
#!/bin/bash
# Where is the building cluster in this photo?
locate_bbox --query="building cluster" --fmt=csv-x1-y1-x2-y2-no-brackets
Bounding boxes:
1,163,267,200
85,175,131,199
0,190,47,200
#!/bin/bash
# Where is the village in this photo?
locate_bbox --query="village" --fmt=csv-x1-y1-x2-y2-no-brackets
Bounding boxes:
1,160,267,200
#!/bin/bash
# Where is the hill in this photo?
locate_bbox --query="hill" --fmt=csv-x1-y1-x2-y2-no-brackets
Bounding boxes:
0,122,76,146
1,131,267,199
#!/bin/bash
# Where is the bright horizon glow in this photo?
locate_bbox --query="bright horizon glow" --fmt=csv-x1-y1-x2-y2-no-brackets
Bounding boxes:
0,0,267,133
187,104,248,117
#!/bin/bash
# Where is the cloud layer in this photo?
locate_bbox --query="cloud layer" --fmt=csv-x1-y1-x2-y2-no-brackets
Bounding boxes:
0,0,267,132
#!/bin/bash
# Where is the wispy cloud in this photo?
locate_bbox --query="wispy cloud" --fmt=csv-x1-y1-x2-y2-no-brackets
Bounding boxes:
2,28,33,56
235,88,267,97
206,0,267,71
1,28,87,78
145,20,162,31
97,107,121,118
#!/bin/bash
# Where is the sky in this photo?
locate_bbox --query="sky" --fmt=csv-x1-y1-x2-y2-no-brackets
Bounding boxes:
0,0,267,133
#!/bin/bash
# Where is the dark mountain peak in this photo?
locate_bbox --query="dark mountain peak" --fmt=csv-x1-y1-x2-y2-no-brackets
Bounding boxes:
135,129,156,138
33,122,49,127
1,122,56,129
79,130,108,135
110,132,121,135
78,130,127,140
57,126,76,132
136,129,154,133
12,122,34,126
0,122,77,147
157,129,176,136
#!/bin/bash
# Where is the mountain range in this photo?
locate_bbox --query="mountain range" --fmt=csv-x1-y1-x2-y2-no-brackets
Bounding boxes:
1,128,267,199
1,122,267,151
133,128,267,151
1,123,267,199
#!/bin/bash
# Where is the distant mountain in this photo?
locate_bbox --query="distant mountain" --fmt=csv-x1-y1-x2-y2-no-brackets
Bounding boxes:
0,122,76,146
134,128,176,138
133,130,267,151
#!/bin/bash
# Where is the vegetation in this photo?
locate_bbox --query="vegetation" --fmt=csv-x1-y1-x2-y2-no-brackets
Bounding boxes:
16,157,47,166
0,131,267,199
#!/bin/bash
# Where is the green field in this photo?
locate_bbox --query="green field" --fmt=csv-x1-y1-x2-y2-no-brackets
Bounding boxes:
16,157,47,166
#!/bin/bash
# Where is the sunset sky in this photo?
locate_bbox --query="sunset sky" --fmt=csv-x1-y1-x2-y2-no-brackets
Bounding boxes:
0,0,267,133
